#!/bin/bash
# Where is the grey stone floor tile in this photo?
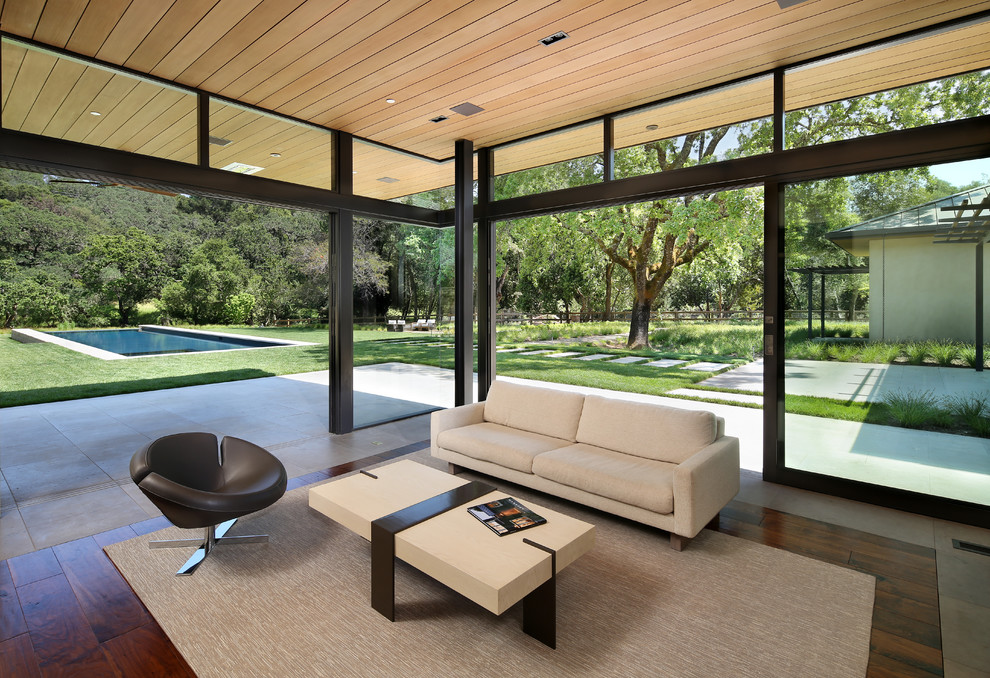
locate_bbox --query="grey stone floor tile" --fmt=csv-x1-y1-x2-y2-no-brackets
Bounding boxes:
18,486,149,550
118,482,163,518
943,658,990,678
941,595,990,673
0,474,14,516
0,430,79,466
4,452,114,504
767,483,936,548
0,509,35,560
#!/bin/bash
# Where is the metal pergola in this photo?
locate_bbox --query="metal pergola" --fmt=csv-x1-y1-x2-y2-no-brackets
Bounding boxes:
786,265,870,339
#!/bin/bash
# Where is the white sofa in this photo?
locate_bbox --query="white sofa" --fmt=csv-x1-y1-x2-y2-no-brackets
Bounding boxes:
431,380,740,550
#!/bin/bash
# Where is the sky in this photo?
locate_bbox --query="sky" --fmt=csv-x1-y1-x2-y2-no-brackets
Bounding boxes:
930,158,990,189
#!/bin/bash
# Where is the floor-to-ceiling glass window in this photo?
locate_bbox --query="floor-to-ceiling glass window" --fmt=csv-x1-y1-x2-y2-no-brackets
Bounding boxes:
782,159,990,507
351,218,454,427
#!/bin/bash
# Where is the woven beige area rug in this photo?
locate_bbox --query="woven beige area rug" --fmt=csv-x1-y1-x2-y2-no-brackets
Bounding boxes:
106,453,875,678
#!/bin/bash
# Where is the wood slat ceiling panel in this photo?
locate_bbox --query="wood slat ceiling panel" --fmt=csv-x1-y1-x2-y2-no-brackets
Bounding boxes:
787,22,990,110
389,0,975,157
494,122,602,176
353,142,455,200
614,77,774,151
209,103,333,190
4,0,990,198
399,0,988,161
1,39,198,163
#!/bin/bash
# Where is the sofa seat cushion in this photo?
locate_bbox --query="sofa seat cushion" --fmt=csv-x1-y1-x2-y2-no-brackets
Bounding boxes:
436,422,568,473
576,395,717,464
483,380,585,442
532,444,675,514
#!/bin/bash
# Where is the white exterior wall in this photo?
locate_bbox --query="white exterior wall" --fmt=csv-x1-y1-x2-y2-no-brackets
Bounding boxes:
869,235,990,342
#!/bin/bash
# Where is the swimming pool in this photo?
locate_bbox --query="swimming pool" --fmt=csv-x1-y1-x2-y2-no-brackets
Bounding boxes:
13,325,312,359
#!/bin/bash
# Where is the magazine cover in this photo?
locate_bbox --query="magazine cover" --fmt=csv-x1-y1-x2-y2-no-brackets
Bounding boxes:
467,497,547,536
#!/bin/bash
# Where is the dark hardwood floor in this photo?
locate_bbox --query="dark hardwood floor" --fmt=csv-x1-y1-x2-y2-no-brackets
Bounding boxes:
1,443,942,677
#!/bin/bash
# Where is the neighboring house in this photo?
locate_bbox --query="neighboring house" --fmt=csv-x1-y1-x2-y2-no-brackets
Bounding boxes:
825,185,990,342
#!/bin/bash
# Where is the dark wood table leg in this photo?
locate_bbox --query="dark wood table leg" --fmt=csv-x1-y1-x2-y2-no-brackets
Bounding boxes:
368,480,496,623
370,521,395,621
522,539,557,649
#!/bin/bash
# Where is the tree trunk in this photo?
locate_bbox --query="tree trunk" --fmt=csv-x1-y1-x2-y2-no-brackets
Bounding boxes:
604,262,614,321
627,297,653,348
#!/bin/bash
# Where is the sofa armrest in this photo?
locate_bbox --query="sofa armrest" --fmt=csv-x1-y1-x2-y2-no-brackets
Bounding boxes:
672,435,740,538
431,402,486,455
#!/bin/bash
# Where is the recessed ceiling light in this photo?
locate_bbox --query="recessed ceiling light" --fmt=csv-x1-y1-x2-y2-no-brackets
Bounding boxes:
89,111,101,116
776,0,811,7
377,177,399,183
429,115,449,123
450,102,484,116
646,125,659,131
208,135,232,146
539,31,568,46
385,98,396,104
270,152,281,158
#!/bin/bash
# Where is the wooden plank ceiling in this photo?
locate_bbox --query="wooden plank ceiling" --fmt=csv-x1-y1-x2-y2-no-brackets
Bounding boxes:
1,0,989,201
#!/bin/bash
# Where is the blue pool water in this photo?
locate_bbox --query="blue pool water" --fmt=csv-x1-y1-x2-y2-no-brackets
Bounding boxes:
48,328,284,357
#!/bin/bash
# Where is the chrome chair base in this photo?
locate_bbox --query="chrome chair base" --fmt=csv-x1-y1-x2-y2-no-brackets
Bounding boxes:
148,518,269,576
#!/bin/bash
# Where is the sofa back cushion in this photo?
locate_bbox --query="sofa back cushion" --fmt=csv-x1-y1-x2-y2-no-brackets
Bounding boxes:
484,380,585,441
576,396,717,464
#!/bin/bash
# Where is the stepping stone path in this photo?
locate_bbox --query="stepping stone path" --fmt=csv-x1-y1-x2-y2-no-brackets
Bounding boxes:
496,347,526,353
547,352,583,358
575,354,613,361
518,350,556,355
607,356,650,364
682,361,730,372
645,359,687,368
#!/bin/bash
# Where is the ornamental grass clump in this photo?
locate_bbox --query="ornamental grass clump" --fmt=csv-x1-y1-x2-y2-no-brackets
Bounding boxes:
904,342,929,365
945,393,990,436
881,389,942,429
929,341,960,367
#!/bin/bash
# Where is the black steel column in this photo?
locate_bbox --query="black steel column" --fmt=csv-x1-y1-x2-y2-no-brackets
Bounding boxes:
978,241,985,372
330,131,354,433
476,147,496,401
772,69,784,154
454,139,475,406
603,116,615,182
820,273,826,337
763,181,784,483
197,92,209,168
806,272,813,339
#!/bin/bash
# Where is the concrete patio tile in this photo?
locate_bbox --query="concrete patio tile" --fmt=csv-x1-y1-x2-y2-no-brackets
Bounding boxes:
518,350,556,355
682,361,730,372
495,347,526,353
0,434,81,469
547,352,583,358
574,353,613,360
4,452,114,504
119,482,163,519
645,359,687,368
0,509,35,560
607,356,649,364
940,596,990,674
18,486,150,550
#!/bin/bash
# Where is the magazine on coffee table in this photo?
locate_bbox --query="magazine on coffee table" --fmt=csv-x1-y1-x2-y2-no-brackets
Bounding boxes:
467,497,547,536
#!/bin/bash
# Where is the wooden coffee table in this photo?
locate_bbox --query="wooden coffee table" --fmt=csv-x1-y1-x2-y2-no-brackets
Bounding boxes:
308,459,595,648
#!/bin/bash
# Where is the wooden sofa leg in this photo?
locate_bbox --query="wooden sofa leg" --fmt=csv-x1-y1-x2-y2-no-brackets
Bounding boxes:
448,463,463,475
670,533,689,551
706,513,720,531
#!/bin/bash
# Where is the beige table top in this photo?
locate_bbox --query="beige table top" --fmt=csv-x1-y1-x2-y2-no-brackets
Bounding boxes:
309,459,596,615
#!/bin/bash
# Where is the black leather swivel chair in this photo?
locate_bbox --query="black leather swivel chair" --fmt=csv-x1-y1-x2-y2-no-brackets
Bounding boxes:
130,432,288,575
